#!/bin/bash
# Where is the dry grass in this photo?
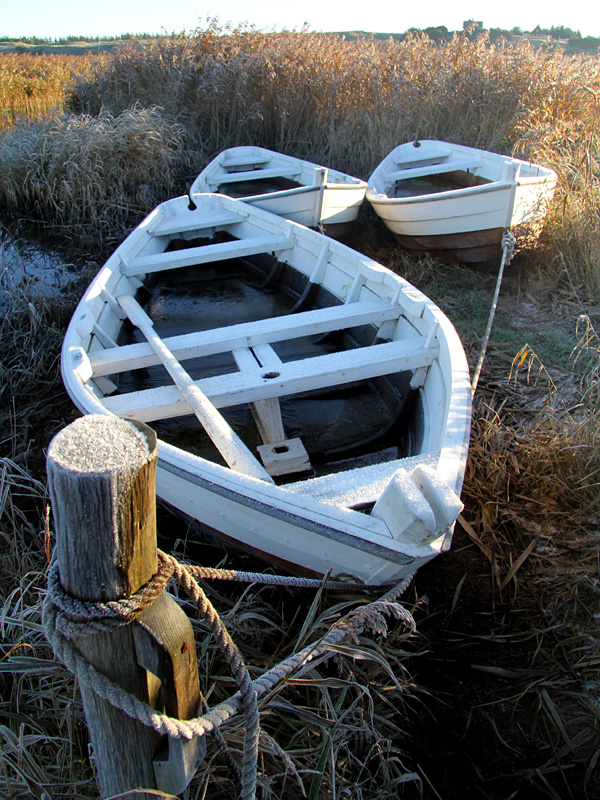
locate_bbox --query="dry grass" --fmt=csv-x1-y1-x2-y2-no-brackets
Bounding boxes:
0,108,187,243
1,25,600,799
1,26,599,287
0,52,98,131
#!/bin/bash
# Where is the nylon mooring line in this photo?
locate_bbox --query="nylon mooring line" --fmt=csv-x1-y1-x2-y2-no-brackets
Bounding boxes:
471,230,516,397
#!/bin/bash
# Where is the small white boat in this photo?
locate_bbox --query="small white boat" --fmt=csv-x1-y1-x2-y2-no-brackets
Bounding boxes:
190,146,367,235
367,140,558,263
61,193,471,585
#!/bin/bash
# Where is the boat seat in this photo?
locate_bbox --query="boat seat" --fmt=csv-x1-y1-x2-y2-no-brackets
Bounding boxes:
220,154,271,168
89,299,406,377
284,452,440,507
150,209,246,238
392,149,451,166
122,235,295,276
101,335,439,423
386,159,482,183
205,167,302,186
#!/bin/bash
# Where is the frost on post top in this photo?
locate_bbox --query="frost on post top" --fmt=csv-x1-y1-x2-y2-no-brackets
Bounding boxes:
49,415,151,473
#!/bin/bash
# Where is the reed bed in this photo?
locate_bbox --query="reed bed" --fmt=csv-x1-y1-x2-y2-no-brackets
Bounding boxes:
0,52,98,130
0,107,187,242
1,26,600,798
0,27,600,286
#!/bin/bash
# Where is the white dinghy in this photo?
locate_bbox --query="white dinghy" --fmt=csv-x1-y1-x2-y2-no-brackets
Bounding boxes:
61,193,471,585
190,146,367,235
367,140,557,263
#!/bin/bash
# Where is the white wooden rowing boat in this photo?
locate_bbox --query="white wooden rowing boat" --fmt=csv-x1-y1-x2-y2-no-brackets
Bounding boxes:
190,146,367,235
61,193,471,585
367,140,558,263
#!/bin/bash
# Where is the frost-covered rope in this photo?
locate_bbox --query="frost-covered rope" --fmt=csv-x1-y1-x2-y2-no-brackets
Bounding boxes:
44,550,416,800
185,563,394,592
44,550,260,800
471,230,516,397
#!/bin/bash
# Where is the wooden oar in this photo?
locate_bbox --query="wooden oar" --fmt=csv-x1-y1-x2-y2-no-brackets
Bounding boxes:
117,294,273,483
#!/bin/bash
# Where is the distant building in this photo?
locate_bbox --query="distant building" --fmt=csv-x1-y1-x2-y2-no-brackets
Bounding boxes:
463,20,483,30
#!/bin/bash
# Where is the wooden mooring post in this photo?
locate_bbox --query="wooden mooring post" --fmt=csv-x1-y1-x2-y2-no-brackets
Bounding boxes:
46,414,204,799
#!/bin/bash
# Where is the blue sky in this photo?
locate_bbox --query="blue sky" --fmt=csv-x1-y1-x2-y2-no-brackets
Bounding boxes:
2,0,599,39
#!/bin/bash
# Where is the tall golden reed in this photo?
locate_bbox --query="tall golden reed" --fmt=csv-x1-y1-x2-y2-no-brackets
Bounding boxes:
1,26,599,286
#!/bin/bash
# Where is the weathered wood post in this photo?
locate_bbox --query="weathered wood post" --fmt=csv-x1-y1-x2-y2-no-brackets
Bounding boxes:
47,414,204,799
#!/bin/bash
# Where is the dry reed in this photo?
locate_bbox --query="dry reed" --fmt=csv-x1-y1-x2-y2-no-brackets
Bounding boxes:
0,52,98,130
0,107,187,242
1,25,600,798
1,26,599,288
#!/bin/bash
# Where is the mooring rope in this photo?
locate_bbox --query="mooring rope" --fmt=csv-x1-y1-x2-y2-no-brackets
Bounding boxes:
471,230,516,397
184,563,395,592
43,550,416,800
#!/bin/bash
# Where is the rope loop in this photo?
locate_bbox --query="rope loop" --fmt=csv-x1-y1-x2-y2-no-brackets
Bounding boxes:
46,551,175,637
501,230,516,265
44,548,416,800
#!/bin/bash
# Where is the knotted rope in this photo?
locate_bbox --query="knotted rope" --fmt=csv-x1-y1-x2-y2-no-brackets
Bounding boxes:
43,551,415,800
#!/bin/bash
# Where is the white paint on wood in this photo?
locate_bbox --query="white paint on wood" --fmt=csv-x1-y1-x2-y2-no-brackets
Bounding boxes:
123,235,294,276
117,294,273,483
89,299,401,377
102,336,439,422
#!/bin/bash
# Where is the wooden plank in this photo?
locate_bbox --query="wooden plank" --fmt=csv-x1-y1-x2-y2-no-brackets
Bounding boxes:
90,299,402,377
123,235,294,277
233,347,285,444
118,294,273,483
102,337,439,422
285,452,439,506
151,210,245,238
387,159,482,182
221,154,271,168
206,166,301,185
392,149,451,167
46,417,203,798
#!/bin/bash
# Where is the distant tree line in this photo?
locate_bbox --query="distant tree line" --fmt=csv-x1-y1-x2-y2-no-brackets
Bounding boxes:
342,24,599,53
2,27,599,54
0,34,153,45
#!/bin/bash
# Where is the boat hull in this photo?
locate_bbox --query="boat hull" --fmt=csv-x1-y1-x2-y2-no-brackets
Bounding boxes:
61,193,471,585
393,227,506,264
191,146,367,233
367,140,557,263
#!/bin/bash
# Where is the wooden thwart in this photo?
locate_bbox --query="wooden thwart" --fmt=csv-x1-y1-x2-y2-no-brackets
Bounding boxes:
103,335,439,423
90,298,403,377
220,153,271,168
123,235,294,277
207,166,301,185
387,159,482,182
151,210,245,238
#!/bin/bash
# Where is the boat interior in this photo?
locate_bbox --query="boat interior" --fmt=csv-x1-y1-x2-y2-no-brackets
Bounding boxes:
92,225,429,489
113,237,424,487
